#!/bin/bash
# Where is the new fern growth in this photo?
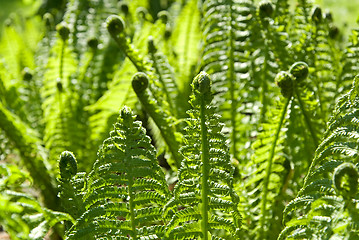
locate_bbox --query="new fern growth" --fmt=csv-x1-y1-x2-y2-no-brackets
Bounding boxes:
64,106,170,239
2,0,359,239
280,75,359,239
164,72,241,239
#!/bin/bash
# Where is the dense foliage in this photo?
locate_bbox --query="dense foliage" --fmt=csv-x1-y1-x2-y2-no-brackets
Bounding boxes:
1,0,359,239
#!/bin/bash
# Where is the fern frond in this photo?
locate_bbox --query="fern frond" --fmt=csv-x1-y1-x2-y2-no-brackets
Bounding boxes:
169,0,201,114
339,23,359,94
148,37,179,116
65,106,170,239
280,76,359,239
0,101,58,210
132,72,183,169
0,163,73,240
200,0,255,159
242,96,290,239
164,72,240,239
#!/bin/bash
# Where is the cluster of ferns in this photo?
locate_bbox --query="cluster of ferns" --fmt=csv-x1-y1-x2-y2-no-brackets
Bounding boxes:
1,0,359,239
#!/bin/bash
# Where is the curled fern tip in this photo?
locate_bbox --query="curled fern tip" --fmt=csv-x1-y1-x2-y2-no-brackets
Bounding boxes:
289,62,309,82
106,15,125,37
56,21,70,41
22,67,32,81
43,12,54,28
136,7,149,20
311,6,323,24
275,71,293,98
333,162,359,199
259,1,274,18
329,25,339,39
56,78,63,92
148,36,156,53
59,151,77,180
118,2,129,15
132,72,149,94
157,10,169,23
87,37,98,49
193,71,211,94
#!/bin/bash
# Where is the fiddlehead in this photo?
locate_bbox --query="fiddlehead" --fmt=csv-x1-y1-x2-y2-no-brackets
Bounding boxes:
132,72,182,170
164,72,241,239
59,151,78,180
58,151,85,226
333,162,359,199
275,71,294,98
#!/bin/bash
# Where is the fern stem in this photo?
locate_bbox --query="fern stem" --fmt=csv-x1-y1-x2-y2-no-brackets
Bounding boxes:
132,73,182,169
260,42,269,123
228,2,238,159
259,96,290,238
294,86,319,146
59,40,66,79
128,173,137,240
200,97,210,240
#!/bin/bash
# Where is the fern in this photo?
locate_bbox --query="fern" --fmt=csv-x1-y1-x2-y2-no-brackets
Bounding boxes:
0,101,58,209
2,0,359,239
64,106,170,239
169,0,201,115
241,62,322,239
200,0,255,160
0,163,73,240
280,75,359,239
106,15,184,169
164,72,241,239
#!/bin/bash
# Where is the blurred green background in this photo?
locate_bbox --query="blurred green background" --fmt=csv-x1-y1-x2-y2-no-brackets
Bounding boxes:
1,0,359,38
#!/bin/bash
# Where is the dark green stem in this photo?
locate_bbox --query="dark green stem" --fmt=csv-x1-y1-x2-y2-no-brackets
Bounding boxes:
59,40,66,79
294,86,319,146
259,97,291,238
133,86,182,169
128,173,137,240
111,33,150,73
200,97,209,240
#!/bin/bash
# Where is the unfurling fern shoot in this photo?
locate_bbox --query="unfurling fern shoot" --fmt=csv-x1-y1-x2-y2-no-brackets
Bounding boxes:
164,72,241,239
333,162,359,199
64,106,170,239
59,151,77,180
58,151,85,223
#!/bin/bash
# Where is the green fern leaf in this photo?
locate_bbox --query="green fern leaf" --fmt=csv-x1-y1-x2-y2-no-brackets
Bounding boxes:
65,106,170,239
164,72,241,239
280,76,359,239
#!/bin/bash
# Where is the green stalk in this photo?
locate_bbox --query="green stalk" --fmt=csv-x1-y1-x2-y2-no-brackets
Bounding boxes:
294,86,319,146
128,172,137,240
259,97,291,238
59,40,66,79
200,95,210,240
260,42,269,123
132,73,182,169
228,2,238,159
